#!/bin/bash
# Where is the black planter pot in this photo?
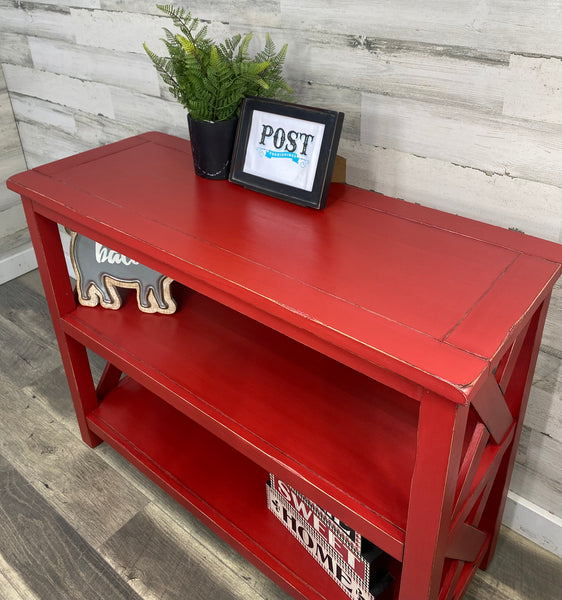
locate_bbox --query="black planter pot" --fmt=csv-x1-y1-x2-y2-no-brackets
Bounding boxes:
187,114,238,180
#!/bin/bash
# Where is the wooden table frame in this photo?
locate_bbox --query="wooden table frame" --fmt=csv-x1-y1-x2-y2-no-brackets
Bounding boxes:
9,132,562,600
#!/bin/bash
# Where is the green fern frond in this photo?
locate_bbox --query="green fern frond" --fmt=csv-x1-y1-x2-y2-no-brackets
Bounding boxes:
237,33,252,61
176,34,195,54
144,5,293,120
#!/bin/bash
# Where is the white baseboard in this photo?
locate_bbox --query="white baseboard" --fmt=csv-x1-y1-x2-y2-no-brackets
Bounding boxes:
503,490,562,558
0,243,37,285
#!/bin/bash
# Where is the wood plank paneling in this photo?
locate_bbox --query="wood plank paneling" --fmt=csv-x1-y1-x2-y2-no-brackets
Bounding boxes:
33,0,100,7
70,8,170,54
28,37,160,96
541,279,562,354
11,121,89,169
0,3,74,42
283,32,508,114
338,139,562,243
360,93,562,188
0,33,32,66
524,351,562,442
511,426,562,517
279,0,562,56
110,88,188,136
2,64,115,118
9,94,77,135
503,55,562,125
0,64,26,214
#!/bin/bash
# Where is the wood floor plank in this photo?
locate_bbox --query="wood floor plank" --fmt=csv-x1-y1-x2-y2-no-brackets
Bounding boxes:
0,453,144,600
0,553,42,600
2,269,561,600
0,560,32,600
0,574,24,600
0,270,56,348
20,364,80,434
100,503,291,600
0,574,28,600
0,313,62,386
0,368,150,549
0,268,108,384
0,273,149,549
0,272,290,600
465,526,562,600
17,267,50,296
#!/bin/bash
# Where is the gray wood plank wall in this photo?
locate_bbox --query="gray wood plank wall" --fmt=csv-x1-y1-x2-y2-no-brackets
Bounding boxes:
0,62,31,283
0,0,560,556
0,63,25,217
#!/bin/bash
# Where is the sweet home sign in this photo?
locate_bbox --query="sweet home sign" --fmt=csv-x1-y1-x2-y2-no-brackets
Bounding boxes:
267,484,393,600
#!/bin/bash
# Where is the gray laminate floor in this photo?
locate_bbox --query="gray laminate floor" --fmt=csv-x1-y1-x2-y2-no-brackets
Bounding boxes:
1,269,561,600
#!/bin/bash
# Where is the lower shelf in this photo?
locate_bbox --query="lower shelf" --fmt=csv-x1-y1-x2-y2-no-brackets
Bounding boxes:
87,377,400,600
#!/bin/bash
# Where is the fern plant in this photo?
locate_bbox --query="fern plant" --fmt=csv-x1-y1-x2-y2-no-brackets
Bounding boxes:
144,4,293,122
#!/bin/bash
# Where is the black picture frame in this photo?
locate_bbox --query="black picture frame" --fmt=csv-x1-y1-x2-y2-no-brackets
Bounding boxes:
229,97,344,209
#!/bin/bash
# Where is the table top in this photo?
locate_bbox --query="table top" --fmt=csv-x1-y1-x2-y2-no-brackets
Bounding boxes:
9,131,562,404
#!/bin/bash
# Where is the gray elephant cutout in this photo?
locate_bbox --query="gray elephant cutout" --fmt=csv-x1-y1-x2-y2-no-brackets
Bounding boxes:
70,231,176,314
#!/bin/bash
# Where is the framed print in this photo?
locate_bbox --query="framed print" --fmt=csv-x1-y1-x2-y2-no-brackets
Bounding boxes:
229,97,344,209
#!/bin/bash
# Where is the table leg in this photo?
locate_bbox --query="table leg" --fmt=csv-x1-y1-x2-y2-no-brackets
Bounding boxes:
479,297,550,569
399,392,469,600
22,198,101,447
401,296,551,599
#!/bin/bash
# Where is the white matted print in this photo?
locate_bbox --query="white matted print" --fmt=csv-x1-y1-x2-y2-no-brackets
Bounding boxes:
243,110,325,192
230,98,344,209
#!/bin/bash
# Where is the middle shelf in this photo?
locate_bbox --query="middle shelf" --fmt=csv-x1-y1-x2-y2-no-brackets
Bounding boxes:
61,285,420,559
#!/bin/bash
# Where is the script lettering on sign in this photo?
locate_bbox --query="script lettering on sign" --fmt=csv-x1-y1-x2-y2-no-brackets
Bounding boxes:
95,242,139,266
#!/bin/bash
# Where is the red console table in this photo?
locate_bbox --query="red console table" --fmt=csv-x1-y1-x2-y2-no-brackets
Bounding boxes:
8,132,562,600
